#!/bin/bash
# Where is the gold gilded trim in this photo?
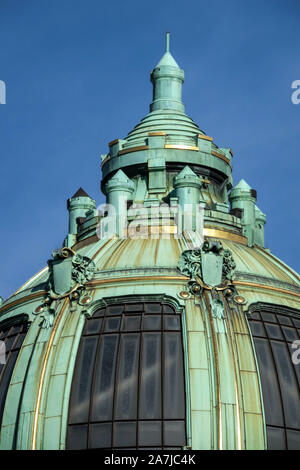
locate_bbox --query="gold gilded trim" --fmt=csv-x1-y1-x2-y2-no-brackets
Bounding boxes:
86,275,189,287
13,267,48,297
254,245,300,283
211,150,231,165
0,291,48,315
108,138,119,147
91,236,118,261
118,145,149,156
198,134,213,142
165,144,199,151
235,385,242,450
233,280,300,298
204,228,247,245
148,131,166,136
31,298,69,450
127,225,178,236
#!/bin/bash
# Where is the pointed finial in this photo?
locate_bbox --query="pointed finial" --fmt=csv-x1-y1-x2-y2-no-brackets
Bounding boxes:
166,32,170,52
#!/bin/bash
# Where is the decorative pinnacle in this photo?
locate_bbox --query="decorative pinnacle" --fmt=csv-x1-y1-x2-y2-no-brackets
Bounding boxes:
166,32,170,52
150,33,184,112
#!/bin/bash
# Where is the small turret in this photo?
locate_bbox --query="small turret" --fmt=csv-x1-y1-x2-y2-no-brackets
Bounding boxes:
150,33,185,113
174,165,203,231
174,165,202,206
65,188,96,247
105,170,135,236
254,205,266,248
229,179,257,246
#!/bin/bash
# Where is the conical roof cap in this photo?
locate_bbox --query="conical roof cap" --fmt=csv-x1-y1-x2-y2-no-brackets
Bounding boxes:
71,187,91,198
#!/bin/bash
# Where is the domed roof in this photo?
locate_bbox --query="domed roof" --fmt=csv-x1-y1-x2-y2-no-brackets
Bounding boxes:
1,35,300,452
124,109,208,149
6,234,299,305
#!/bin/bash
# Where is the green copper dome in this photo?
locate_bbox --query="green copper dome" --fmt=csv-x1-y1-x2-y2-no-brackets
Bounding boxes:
0,35,299,452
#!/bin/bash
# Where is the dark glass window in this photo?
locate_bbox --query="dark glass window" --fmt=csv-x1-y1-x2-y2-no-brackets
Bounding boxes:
0,321,29,426
249,305,300,450
67,300,186,450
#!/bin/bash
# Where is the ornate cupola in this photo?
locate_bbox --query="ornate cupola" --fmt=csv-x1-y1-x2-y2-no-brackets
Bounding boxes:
150,32,185,113
99,33,260,247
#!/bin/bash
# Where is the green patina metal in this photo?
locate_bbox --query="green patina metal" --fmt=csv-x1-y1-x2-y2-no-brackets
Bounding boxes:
0,34,299,450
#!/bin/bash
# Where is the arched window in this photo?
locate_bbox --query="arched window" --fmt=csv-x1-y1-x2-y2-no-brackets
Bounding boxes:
67,299,186,450
248,303,300,450
0,316,29,426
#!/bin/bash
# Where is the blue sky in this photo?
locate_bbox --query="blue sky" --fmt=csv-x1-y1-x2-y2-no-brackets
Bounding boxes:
0,0,299,299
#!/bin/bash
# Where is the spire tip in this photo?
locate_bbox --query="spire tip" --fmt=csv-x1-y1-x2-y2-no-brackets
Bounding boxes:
166,32,170,52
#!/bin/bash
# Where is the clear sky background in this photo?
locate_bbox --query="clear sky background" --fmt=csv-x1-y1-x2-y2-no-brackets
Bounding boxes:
0,0,299,299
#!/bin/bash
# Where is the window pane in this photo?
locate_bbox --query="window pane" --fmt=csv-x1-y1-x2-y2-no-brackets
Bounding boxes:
271,340,300,429
140,333,162,419
13,333,26,350
266,426,286,450
253,338,284,427
4,335,16,351
164,316,181,331
122,316,141,331
265,324,283,340
0,350,18,424
0,322,29,427
94,308,105,317
163,305,176,314
84,318,103,335
250,311,261,320
164,333,185,419
281,326,299,343
125,304,143,313
91,334,119,421
107,305,124,315
5,327,14,337
68,336,98,424
261,312,277,323
67,425,88,450
250,321,266,337
139,421,162,446
293,319,300,328
115,334,139,420
145,303,162,314
90,422,112,449
277,315,292,326
114,422,136,447
287,429,300,450
13,325,22,334
104,317,121,332
143,316,161,331
290,343,300,388
163,421,186,446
